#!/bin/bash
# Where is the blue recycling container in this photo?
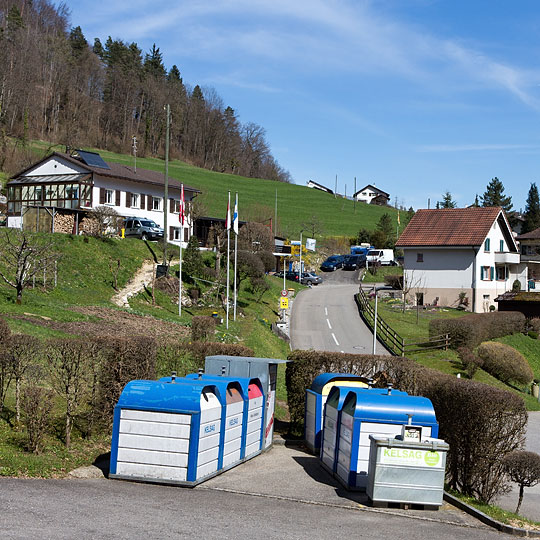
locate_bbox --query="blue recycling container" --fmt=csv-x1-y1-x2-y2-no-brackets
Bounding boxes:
110,378,226,486
305,373,370,453
331,388,438,490
183,373,265,464
320,385,408,473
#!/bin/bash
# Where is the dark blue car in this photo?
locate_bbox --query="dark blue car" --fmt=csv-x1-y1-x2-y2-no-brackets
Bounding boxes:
320,255,345,271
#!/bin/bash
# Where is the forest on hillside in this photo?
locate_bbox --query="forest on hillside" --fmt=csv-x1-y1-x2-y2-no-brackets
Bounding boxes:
0,0,291,182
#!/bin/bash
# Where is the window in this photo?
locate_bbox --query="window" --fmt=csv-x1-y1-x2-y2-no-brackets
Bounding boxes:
496,266,507,281
415,293,424,306
173,200,181,213
481,266,494,280
416,253,424,263
152,196,162,211
131,193,140,208
105,189,114,205
172,227,182,241
499,240,504,252
484,238,490,252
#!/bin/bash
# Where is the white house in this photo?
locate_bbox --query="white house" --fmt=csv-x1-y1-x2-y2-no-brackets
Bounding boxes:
6,149,200,246
353,184,390,205
306,180,333,194
395,207,528,312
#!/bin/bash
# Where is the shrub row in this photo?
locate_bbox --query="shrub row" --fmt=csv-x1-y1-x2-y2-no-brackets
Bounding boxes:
286,349,527,503
429,311,526,349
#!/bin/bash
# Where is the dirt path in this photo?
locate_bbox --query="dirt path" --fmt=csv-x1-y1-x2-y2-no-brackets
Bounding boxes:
111,259,156,308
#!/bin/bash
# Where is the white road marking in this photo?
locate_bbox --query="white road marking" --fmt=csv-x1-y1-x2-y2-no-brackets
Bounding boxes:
325,307,328,316
332,333,339,346
326,319,332,329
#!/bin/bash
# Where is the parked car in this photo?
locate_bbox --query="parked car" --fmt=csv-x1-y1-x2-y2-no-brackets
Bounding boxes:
301,272,323,286
320,255,345,271
124,218,164,241
366,249,395,266
342,254,366,270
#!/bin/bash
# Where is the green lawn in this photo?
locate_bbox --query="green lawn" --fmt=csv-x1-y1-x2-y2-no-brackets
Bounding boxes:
362,265,403,283
29,139,401,239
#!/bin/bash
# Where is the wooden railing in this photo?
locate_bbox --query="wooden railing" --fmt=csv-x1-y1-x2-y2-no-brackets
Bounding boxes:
355,288,449,357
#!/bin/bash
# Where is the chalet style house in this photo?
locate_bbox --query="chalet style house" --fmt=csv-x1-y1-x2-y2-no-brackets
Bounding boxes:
6,150,200,245
353,184,390,205
396,207,528,312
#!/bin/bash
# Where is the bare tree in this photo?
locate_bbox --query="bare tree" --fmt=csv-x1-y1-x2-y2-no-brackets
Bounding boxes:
0,229,59,304
6,334,41,424
46,339,93,448
86,206,122,237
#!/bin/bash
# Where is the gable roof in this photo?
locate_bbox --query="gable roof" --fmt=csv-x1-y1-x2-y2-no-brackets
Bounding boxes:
10,151,201,194
306,180,333,194
516,226,540,241
353,184,389,198
396,207,514,248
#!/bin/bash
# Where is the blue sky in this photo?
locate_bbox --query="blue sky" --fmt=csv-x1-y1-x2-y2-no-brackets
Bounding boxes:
68,0,540,211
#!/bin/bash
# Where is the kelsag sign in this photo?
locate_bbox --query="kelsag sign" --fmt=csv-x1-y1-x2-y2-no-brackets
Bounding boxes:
380,447,442,468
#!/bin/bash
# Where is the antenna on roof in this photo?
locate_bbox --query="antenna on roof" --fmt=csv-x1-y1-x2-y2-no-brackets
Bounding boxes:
131,136,137,173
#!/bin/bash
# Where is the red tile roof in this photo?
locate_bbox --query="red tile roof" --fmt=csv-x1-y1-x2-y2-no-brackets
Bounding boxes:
516,226,540,240
396,207,504,247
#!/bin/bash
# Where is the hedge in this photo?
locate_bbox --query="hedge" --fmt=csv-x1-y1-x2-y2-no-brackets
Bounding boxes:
477,342,534,386
429,311,526,349
286,349,527,503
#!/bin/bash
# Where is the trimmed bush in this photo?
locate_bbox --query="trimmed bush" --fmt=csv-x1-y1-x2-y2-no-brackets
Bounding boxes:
191,316,217,342
429,311,526,349
530,318,540,334
427,377,527,503
477,342,534,386
457,347,483,379
286,349,527,503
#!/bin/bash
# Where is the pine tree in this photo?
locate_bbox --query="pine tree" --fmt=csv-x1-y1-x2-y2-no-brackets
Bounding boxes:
481,177,513,213
144,44,166,79
471,194,480,207
522,183,540,234
182,236,203,280
69,26,88,58
376,213,393,237
439,191,457,208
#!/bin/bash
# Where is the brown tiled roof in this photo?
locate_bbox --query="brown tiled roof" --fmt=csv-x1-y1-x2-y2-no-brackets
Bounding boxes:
516,226,540,240
396,207,503,247
53,152,201,194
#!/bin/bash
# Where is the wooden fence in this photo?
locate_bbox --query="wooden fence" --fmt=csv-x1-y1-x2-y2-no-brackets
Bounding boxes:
355,288,449,357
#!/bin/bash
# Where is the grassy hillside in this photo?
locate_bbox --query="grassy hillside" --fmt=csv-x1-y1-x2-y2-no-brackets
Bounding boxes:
28,140,401,239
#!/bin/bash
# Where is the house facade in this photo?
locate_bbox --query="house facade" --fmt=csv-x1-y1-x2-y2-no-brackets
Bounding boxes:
516,226,540,289
6,150,200,245
353,184,390,205
396,207,527,312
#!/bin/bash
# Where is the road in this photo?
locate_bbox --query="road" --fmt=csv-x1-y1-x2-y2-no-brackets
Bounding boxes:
0,475,503,540
290,268,389,355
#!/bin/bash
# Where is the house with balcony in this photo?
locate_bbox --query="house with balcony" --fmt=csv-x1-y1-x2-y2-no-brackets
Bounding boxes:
5,149,200,245
395,207,527,312
516,226,540,290
353,184,390,205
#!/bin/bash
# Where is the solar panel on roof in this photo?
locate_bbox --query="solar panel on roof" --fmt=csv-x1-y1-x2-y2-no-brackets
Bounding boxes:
76,150,110,170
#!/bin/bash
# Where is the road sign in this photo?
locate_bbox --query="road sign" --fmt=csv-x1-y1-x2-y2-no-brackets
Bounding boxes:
280,297,289,309
281,289,288,297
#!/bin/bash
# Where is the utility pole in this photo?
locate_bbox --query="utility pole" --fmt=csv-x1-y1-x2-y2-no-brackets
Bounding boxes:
163,104,170,268
354,176,357,214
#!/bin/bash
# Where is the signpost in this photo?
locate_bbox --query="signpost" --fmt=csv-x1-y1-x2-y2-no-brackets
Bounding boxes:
280,297,289,310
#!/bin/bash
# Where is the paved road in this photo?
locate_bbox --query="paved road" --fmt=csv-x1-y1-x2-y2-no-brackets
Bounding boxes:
0,444,505,540
290,269,389,354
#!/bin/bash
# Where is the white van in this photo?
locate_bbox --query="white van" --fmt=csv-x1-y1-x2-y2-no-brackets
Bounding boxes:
366,249,395,266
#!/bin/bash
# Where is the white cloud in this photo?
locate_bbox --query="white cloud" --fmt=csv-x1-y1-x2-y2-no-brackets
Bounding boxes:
416,143,539,153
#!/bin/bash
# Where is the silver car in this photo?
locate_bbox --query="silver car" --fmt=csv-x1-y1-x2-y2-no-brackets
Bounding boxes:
124,218,164,240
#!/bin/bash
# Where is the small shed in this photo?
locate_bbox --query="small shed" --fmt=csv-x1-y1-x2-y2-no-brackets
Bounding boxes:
495,292,540,318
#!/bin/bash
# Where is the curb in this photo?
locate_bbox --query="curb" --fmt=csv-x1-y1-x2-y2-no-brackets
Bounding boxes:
444,492,540,537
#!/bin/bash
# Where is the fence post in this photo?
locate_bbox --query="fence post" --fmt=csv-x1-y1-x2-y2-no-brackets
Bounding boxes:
401,338,405,357
445,333,449,350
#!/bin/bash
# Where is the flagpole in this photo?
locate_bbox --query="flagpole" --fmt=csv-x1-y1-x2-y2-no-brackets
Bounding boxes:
233,192,238,321
178,184,185,317
226,191,231,329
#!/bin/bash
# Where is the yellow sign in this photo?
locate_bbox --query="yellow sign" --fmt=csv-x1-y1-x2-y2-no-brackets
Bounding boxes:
280,297,289,309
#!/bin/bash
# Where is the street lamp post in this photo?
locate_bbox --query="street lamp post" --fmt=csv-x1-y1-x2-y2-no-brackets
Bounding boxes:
299,230,304,283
